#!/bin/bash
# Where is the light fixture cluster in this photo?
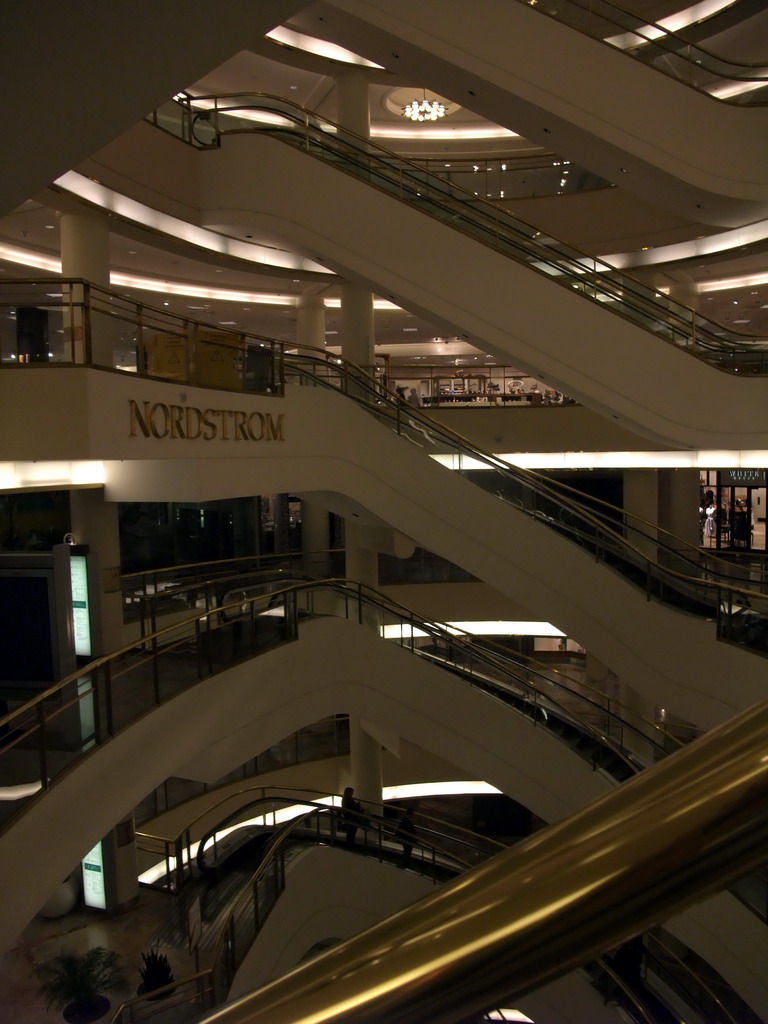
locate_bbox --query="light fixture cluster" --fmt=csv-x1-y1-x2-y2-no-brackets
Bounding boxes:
403,97,446,121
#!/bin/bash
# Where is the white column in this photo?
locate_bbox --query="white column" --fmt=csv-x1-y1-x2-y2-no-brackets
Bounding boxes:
334,68,370,139
68,490,123,657
349,717,383,810
345,517,383,806
333,68,380,807
297,292,326,352
341,282,375,371
334,71,375,375
60,212,110,287
60,212,112,365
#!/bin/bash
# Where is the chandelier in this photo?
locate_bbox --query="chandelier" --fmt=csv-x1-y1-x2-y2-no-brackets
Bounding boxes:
402,96,446,121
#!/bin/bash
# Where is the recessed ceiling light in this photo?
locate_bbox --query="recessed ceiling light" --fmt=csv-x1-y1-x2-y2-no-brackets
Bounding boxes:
215,269,224,273
219,320,237,325
128,250,137,255
403,327,418,332
44,224,55,230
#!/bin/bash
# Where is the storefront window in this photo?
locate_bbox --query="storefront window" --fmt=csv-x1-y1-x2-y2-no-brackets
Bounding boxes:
699,470,766,551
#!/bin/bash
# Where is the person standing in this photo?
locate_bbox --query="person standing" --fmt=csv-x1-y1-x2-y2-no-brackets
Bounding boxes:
341,786,363,847
397,805,417,866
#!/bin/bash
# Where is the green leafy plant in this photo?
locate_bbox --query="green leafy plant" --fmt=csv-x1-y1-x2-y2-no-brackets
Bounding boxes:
35,946,127,1020
138,947,174,995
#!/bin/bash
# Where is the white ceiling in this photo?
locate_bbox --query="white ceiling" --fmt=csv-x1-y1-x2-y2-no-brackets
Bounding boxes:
1,19,767,361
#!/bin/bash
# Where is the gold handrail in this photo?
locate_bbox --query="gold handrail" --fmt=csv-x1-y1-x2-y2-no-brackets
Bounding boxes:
190,695,768,1024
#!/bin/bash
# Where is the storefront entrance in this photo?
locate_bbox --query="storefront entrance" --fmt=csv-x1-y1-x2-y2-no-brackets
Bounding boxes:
700,470,766,551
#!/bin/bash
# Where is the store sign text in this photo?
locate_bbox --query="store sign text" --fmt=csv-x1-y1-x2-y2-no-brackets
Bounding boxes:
129,400,284,442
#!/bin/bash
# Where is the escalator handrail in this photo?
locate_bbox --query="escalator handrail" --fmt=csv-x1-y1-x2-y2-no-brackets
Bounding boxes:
165,92,767,359
185,694,768,1024
286,350,768,610
125,565,678,768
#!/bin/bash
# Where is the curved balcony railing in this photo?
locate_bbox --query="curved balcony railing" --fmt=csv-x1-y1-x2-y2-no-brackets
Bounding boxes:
114,792,751,1024
287,352,768,658
0,576,671,834
2,277,767,657
519,0,768,104
4,567,767,929
150,92,768,373
115,690,768,1024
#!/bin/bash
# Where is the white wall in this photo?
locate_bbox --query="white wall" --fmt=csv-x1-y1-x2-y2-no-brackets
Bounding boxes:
0,618,765,1016
1,368,762,727
0,618,605,954
74,120,768,448
228,846,435,997
229,845,626,1024
198,133,768,449
310,0,768,223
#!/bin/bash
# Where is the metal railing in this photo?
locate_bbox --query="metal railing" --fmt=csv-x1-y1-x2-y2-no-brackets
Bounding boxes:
521,0,768,104
115,794,740,1024
150,92,768,373
113,707,768,1024
286,353,768,657
145,691,768,1024
3,277,768,658
0,575,684,832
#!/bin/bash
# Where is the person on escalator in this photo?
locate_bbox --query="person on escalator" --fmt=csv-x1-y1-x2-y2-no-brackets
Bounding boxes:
341,786,363,847
396,805,417,867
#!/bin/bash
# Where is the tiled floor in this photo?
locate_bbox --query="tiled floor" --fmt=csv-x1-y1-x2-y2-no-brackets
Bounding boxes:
0,886,195,1024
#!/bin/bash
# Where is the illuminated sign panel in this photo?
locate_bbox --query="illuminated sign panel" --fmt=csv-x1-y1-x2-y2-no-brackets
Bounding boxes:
69,554,91,657
82,841,107,909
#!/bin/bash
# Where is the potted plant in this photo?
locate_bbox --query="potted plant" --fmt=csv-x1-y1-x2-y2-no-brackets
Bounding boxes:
137,947,175,999
35,946,128,1023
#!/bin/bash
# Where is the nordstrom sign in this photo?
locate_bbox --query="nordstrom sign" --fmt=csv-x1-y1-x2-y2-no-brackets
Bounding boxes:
129,400,285,442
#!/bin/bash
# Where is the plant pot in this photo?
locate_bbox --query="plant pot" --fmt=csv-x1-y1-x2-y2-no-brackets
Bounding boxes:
62,996,110,1024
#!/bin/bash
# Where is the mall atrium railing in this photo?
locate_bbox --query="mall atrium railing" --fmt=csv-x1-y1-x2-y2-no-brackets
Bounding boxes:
2,278,768,657
116,795,742,1024
0,576,681,835
152,93,768,373
129,567,766,920
518,0,768,104
116,694,768,1024
3,277,768,656
285,353,768,658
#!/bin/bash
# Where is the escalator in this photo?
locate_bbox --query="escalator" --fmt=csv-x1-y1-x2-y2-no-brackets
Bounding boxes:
116,703,768,1024
122,793,758,1024
293,0,768,224
150,93,768,448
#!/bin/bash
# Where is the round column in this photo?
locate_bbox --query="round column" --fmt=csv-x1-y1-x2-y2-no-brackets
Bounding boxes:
301,497,331,578
297,292,326,352
341,282,375,370
60,212,112,365
349,716,383,810
334,68,370,139
60,212,110,287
